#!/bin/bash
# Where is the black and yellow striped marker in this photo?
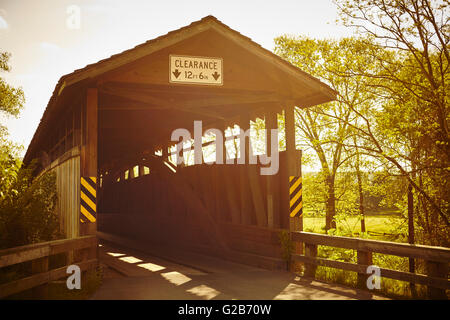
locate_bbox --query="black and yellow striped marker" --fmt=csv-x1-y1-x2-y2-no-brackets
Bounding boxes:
289,176,303,218
80,176,97,223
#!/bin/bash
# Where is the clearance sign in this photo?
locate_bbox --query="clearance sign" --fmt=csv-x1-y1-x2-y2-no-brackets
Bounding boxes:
169,55,223,85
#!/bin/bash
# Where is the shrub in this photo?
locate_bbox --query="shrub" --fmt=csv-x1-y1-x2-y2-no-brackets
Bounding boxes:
0,161,61,249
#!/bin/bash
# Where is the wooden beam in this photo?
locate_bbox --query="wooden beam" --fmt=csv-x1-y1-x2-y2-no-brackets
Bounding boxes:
292,253,449,290
265,110,279,228
99,89,226,120
171,106,225,120
291,231,450,263
213,124,227,222
247,166,267,227
224,168,241,224
138,165,145,176
101,81,285,99
99,83,284,110
239,114,252,225
81,88,98,236
0,259,97,299
82,88,98,176
31,256,49,298
129,165,136,179
159,164,228,250
303,244,318,278
285,102,302,252
357,250,373,289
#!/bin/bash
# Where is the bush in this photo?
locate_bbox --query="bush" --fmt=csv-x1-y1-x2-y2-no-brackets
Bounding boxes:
0,161,62,249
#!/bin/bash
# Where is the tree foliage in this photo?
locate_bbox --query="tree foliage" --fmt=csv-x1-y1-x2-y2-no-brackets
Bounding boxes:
0,163,61,249
274,0,449,245
0,51,25,198
0,52,60,249
334,0,449,245
275,36,380,230
0,52,24,118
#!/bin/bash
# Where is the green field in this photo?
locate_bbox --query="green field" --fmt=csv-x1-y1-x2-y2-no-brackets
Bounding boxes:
303,212,405,240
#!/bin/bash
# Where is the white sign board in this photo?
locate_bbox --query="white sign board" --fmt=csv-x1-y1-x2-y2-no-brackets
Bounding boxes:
169,55,223,85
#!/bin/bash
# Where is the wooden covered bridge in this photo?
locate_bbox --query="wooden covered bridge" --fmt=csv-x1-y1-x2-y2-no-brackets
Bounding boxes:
23,15,335,267
2,16,447,300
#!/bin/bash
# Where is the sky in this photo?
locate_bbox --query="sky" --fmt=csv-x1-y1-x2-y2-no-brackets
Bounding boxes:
0,0,354,156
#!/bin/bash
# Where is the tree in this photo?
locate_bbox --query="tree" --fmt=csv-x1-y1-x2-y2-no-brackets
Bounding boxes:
333,0,449,245
0,52,24,199
274,36,378,231
0,163,60,249
0,52,24,118
352,133,366,233
0,52,60,249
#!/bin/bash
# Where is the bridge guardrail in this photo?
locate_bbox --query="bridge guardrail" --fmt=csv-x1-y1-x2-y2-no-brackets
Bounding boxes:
0,235,97,299
291,231,450,299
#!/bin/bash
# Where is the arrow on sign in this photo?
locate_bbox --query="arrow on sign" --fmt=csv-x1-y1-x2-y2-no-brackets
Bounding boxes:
212,71,220,81
173,69,181,79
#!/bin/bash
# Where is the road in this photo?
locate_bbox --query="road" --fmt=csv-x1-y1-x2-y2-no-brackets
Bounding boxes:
90,239,388,300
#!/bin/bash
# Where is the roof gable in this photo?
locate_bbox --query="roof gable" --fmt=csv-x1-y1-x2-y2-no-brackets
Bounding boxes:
24,15,336,165
59,15,335,99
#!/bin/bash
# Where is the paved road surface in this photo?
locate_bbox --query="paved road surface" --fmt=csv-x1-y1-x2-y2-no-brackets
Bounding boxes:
90,240,388,300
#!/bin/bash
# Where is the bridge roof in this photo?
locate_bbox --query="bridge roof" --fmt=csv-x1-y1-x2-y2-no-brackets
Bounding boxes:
24,15,336,165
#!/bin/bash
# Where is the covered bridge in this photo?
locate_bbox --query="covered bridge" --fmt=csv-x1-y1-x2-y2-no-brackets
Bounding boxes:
24,16,336,269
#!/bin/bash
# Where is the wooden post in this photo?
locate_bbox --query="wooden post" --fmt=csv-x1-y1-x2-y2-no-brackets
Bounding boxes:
222,125,228,165
224,169,241,224
357,250,373,289
129,166,136,179
138,165,145,177
80,88,98,262
239,114,252,225
82,88,98,178
248,166,267,227
31,256,49,299
223,125,241,224
245,115,267,227
214,124,228,222
285,103,302,253
304,243,317,278
426,260,448,299
162,146,168,161
161,145,170,220
266,111,279,228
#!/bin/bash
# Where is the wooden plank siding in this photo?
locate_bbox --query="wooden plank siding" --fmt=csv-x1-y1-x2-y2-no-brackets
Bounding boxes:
37,147,81,239
54,155,81,238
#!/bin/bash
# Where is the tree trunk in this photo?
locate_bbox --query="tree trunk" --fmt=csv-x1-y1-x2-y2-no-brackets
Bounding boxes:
407,183,417,297
357,173,365,233
325,175,336,231
354,142,365,233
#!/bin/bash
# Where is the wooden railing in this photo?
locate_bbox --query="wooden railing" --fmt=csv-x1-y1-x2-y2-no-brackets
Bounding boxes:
0,235,98,299
291,231,450,299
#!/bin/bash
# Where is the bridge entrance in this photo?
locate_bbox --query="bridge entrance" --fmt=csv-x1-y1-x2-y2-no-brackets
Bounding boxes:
24,16,336,269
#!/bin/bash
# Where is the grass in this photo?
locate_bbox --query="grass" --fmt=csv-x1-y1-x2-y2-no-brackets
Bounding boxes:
303,211,405,240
